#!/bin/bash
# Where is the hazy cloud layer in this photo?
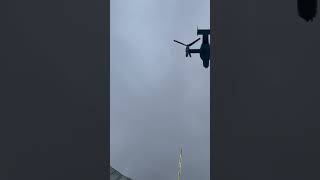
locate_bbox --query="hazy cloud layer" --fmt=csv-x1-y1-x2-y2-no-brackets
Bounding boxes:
111,0,210,179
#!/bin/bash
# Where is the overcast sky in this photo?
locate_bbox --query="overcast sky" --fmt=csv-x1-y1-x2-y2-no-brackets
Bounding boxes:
110,0,210,179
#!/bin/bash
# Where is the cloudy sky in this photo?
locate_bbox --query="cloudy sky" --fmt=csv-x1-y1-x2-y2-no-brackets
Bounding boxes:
110,0,210,179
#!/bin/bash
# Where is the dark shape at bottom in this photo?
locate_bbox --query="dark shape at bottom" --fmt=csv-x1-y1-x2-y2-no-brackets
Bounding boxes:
110,166,132,180
298,0,317,22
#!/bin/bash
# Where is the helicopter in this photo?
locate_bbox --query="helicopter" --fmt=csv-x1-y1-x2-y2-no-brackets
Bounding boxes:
174,28,211,68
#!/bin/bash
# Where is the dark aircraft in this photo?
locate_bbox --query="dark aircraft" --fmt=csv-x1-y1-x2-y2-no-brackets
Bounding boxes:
174,28,211,68
298,0,317,21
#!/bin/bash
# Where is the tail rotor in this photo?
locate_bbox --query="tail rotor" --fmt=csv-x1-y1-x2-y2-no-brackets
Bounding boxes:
173,38,200,58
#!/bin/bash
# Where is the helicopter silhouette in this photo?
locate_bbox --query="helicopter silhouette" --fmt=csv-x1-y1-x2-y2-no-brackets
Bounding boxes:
174,28,211,68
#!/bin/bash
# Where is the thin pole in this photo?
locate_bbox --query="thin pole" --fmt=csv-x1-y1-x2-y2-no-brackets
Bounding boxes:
178,147,182,180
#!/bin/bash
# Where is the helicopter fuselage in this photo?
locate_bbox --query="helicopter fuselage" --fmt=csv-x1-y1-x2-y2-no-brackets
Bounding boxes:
199,34,210,68
200,41,210,61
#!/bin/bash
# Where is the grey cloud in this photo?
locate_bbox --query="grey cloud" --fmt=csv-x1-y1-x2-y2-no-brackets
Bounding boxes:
111,0,210,180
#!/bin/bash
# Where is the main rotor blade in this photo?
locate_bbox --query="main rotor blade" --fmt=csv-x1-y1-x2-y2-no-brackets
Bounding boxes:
174,40,187,46
188,38,200,46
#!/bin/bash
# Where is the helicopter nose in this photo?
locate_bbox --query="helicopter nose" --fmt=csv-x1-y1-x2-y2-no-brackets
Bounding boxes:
203,60,209,68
